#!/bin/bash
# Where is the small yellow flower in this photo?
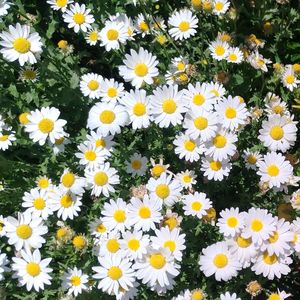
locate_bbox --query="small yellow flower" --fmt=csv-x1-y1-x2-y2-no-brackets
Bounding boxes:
156,34,167,45
191,0,202,9
72,234,88,251
58,40,68,49
19,112,30,125
293,64,300,73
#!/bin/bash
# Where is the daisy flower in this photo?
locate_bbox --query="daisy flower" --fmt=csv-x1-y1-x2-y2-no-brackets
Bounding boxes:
265,99,289,116
226,47,243,63
49,134,70,155
267,290,291,300
182,192,212,219
47,0,73,12
63,3,95,33
111,13,136,41
0,251,9,281
149,85,188,128
146,172,182,207
134,247,180,288
247,50,272,72
217,208,246,238
220,292,241,300
120,89,151,130
199,241,242,281
168,9,198,40
80,73,103,99
281,65,300,91
176,170,197,189
135,13,151,37
0,132,16,151
151,227,186,261
200,156,232,181
87,102,128,136
35,175,52,190
118,47,159,88
85,162,120,197
93,253,135,295
150,158,170,178
101,198,130,232
0,23,43,66
86,130,115,157
89,217,107,239
62,267,89,297
0,215,7,237
241,207,276,246
242,149,263,170
257,152,293,189
96,231,123,257
4,212,47,251
24,107,67,146
213,0,230,15
183,108,219,141
215,96,249,131
59,168,86,195
207,81,227,100
251,251,292,280
125,153,148,176
99,78,124,103
19,66,39,82
22,187,52,220
11,249,52,292
209,40,229,61
127,195,162,232
0,0,10,16
258,115,297,152
100,21,128,51
173,133,205,162
85,28,100,45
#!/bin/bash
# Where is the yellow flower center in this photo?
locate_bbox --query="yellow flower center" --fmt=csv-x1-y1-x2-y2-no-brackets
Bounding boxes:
84,150,96,161
0,135,8,142
268,231,279,243
155,184,170,199
26,262,41,277
95,139,106,148
107,87,117,98
73,236,86,249
151,165,165,177
227,216,238,227
19,112,30,125
139,21,149,32
267,164,279,177
16,224,32,239
194,116,208,130
183,175,191,183
128,238,140,251
213,254,228,268
228,53,237,61
247,155,257,165
263,252,278,265
149,253,166,269
134,63,148,77
213,135,227,148
107,29,119,41
191,0,202,8
210,160,222,171
164,217,177,230
164,240,176,252
58,40,68,49
177,62,185,71
107,239,120,253
56,0,67,7
113,209,126,223
73,13,85,25
94,172,108,186
70,275,81,286
215,2,224,11
178,21,190,32
89,31,98,41
193,94,205,105
38,178,49,189
133,103,146,116
38,118,54,134
191,201,202,211
33,197,46,210
131,160,142,170
61,172,75,187
56,228,67,239
225,107,237,119
13,37,31,54
285,75,295,84
88,80,99,91
236,236,252,248
60,194,73,208
139,206,151,219
268,294,280,300
162,99,177,114
107,266,122,280
55,137,65,145
96,223,106,233
184,140,196,151
22,69,37,80
272,105,283,114
191,290,204,300
270,126,284,140
99,110,116,124
251,219,263,232
215,45,225,56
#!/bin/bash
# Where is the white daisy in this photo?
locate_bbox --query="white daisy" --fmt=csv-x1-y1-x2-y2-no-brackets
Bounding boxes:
0,215,7,237
267,290,291,300
62,267,89,297
0,132,16,151
207,81,227,100
213,0,230,15
85,28,100,45
182,192,212,219
89,217,107,239
125,152,148,176
135,13,151,37
281,65,300,91
209,40,229,61
111,13,136,41
200,156,232,181
176,170,197,189
0,251,9,281
0,0,10,16
247,50,272,72
226,47,243,63
49,134,70,155
35,175,52,190
80,73,103,99
99,78,124,103
95,231,123,257
0,23,43,66
47,0,73,12
220,292,241,300
242,149,263,170
59,168,86,195
86,130,115,157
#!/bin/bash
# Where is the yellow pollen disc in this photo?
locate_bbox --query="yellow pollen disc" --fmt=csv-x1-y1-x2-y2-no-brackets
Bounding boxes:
73,13,85,25
128,239,140,251
33,197,46,210
227,216,238,228
73,236,86,249
38,118,54,134
23,69,37,80
194,116,208,130
95,139,106,148
213,254,228,268
94,172,108,186
182,175,191,183
55,137,65,145
228,53,237,61
106,239,120,253
60,194,73,208
251,219,263,232
99,110,116,124
164,217,177,230
268,231,279,243
26,262,41,277
149,253,166,269
177,62,185,71
84,150,96,161
88,80,99,91
107,29,119,41
0,135,8,141
56,228,67,239
215,2,224,10
285,75,295,84
211,89,219,97
70,275,81,286
267,164,279,177
133,102,146,116
139,21,149,32
193,94,205,105
16,224,32,239
107,266,122,280
89,31,98,41
272,105,283,114
19,112,30,124
247,155,257,164
213,135,227,148
139,206,151,219
56,0,67,7
96,224,106,233
215,45,225,56
263,252,278,265
236,236,252,248
131,160,142,170
164,240,176,252
178,21,190,32
107,87,117,98
155,184,170,199
268,294,280,300
113,209,126,223
61,172,75,187
191,0,202,8
203,1,212,10
210,160,222,171
134,63,148,77
38,178,49,189
58,40,68,49
162,99,177,114
13,37,31,54
191,201,202,211
184,140,196,152
270,126,284,140
151,165,165,177
191,290,204,300
225,107,237,119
